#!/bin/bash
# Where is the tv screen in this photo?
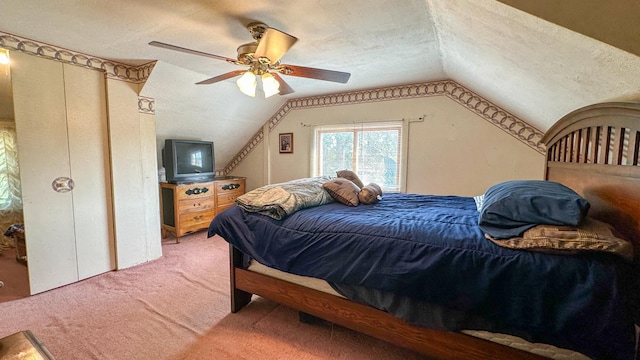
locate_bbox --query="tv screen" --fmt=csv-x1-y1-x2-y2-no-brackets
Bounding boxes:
175,142,214,174
163,139,215,183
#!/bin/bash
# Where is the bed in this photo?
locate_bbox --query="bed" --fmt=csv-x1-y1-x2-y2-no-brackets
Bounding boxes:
208,102,640,359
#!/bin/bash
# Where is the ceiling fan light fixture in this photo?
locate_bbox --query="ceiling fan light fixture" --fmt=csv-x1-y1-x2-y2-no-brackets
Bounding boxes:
237,71,257,97
262,73,280,98
149,22,350,97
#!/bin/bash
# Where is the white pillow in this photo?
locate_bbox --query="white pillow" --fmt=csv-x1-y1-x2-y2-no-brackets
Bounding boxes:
473,195,485,212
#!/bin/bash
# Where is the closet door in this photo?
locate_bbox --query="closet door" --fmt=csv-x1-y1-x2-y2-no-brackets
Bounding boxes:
63,63,114,280
12,53,115,294
12,52,78,293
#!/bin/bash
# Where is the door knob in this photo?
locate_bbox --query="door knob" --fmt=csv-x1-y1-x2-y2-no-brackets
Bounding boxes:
52,177,75,193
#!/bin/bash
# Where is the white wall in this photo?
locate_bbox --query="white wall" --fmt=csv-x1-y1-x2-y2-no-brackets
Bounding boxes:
404,97,544,195
106,79,162,269
231,131,267,192
230,96,544,196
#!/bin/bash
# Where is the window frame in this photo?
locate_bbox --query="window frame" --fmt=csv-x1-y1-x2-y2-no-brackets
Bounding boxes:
311,121,405,192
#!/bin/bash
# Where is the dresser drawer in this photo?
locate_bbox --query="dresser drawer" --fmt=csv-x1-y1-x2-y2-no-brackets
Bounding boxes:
178,197,215,213
176,182,214,201
217,202,239,214
215,179,245,194
217,191,242,207
178,209,215,233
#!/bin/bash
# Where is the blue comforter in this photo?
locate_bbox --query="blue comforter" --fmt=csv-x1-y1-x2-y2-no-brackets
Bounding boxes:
208,193,635,359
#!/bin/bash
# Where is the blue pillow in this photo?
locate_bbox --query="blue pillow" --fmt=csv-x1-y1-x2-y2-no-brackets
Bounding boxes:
478,180,590,239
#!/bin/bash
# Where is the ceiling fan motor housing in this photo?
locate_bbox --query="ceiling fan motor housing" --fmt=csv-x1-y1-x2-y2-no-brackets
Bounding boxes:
236,42,258,64
247,22,268,41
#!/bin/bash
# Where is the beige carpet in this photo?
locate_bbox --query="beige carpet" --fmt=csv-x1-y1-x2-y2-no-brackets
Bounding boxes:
0,231,423,359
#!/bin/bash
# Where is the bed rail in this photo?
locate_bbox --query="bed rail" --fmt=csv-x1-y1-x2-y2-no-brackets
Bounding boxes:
228,244,546,360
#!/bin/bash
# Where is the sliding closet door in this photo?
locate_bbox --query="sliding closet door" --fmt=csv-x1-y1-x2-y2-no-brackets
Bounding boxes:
63,63,114,280
11,52,78,293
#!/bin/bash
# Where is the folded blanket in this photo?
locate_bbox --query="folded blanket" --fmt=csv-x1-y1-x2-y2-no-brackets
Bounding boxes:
236,176,334,220
485,217,634,260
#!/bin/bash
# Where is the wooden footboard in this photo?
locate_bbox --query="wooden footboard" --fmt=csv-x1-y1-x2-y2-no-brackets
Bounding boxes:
229,245,252,312
228,245,545,360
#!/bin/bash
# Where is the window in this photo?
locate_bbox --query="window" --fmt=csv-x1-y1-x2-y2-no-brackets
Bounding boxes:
313,122,402,191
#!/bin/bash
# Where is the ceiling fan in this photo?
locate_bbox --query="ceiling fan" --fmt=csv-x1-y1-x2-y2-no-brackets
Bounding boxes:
149,22,351,98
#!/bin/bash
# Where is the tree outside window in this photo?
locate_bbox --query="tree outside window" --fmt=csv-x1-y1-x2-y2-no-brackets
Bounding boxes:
314,122,402,191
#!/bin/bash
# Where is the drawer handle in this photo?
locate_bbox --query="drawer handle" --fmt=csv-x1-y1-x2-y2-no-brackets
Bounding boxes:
222,183,240,190
193,215,204,220
186,187,209,195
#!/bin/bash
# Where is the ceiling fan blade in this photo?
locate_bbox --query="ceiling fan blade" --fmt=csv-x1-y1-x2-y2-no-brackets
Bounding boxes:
280,64,351,84
272,73,295,95
149,41,238,64
196,70,246,85
254,28,298,64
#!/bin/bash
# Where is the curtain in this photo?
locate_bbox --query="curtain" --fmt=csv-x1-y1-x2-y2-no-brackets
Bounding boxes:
0,122,23,249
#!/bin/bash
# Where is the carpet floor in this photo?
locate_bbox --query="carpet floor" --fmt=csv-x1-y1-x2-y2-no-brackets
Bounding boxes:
0,231,424,359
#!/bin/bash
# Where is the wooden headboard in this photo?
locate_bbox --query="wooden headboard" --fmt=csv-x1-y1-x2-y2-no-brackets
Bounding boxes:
541,102,640,259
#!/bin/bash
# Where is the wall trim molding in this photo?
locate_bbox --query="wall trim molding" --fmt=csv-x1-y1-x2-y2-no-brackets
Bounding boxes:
0,31,154,83
223,80,544,175
138,96,155,114
224,130,265,176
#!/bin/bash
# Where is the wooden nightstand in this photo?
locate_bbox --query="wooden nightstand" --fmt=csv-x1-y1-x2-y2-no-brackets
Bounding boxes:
160,177,245,242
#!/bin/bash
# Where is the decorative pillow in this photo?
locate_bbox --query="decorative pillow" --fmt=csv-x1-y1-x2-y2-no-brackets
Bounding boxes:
358,183,382,205
485,217,634,261
473,195,484,212
478,180,590,239
336,169,364,189
323,178,361,206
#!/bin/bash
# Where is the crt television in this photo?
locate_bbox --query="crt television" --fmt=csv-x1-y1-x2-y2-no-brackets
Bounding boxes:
162,139,215,183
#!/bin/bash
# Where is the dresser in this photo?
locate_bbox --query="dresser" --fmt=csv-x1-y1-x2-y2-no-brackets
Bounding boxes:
160,177,246,242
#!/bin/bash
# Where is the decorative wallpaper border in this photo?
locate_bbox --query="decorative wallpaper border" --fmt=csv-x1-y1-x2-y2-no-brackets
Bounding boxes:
138,96,155,114
223,130,265,175
1,31,157,115
0,31,155,83
444,82,544,152
0,31,542,175
223,80,544,175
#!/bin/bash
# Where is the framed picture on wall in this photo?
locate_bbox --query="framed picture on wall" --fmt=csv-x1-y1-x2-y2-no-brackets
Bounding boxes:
279,133,293,154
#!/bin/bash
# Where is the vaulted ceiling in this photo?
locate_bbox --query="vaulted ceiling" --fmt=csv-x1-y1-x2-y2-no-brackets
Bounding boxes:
1,0,639,169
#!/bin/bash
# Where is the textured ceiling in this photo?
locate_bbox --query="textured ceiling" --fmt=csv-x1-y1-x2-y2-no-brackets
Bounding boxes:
497,0,640,57
0,0,639,169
